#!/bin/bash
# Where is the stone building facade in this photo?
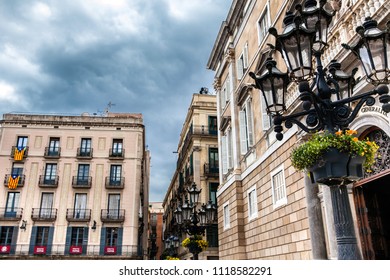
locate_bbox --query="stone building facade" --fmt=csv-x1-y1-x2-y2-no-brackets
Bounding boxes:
207,0,389,259
163,92,219,260
0,112,149,259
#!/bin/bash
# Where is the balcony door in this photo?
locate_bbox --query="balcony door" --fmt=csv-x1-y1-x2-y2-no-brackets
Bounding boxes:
44,163,57,184
48,138,60,156
77,164,90,184
108,194,120,218
112,139,123,155
110,165,122,185
17,136,28,149
5,192,20,218
40,193,53,218
74,194,87,219
80,138,91,155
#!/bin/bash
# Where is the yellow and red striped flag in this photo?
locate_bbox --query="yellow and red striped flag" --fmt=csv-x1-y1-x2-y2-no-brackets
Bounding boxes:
14,147,25,161
8,175,20,189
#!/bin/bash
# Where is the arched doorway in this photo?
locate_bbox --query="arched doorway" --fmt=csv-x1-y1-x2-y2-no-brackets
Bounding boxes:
354,129,390,259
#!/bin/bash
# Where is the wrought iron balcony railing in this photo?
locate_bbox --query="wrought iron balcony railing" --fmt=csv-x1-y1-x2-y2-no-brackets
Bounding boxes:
76,148,93,159
10,146,29,160
72,176,92,189
44,147,61,158
0,207,23,221
100,209,125,222
4,174,25,188
66,209,92,222
31,208,58,222
204,163,219,177
105,177,125,189
109,148,125,159
38,175,59,188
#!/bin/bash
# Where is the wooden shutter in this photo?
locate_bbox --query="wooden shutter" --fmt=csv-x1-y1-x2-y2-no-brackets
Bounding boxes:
247,99,254,147
83,227,89,255
47,226,54,255
29,226,38,255
65,227,72,255
261,93,271,131
117,228,123,255
221,135,228,174
239,110,248,155
99,227,107,255
10,226,19,254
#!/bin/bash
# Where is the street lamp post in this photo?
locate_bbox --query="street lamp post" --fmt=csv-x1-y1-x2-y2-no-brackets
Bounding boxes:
174,182,217,260
250,0,389,260
165,235,180,258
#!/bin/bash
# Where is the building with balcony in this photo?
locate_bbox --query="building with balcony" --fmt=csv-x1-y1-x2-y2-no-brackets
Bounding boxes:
207,0,390,259
163,90,219,260
147,202,164,260
0,112,149,259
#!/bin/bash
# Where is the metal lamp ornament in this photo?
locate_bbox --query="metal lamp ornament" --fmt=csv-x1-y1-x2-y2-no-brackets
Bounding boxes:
250,0,390,260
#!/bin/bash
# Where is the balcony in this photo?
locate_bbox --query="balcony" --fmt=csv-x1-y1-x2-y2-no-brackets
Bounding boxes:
0,207,23,221
105,177,125,189
100,209,125,223
31,208,58,222
109,149,125,160
76,148,93,159
38,175,59,188
72,176,92,189
10,146,29,161
204,163,219,177
66,209,92,222
44,147,61,159
4,175,25,189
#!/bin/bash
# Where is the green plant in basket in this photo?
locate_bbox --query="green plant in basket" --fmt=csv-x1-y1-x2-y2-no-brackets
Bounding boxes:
291,130,379,172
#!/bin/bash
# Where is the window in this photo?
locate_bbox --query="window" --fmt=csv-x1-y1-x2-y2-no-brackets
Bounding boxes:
271,165,287,208
247,186,258,220
108,194,120,218
0,227,14,245
71,227,85,246
5,192,20,218
40,193,54,218
209,183,218,205
110,165,122,185
112,139,123,155
77,164,90,184
17,136,28,148
220,75,231,109
11,163,23,176
80,138,91,156
74,194,87,219
260,91,272,131
208,148,219,172
258,7,269,45
237,42,249,80
208,116,218,135
48,138,60,156
36,227,50,246
44,163,57,184
106,227,118,246
221,128,233,174
223,203,230,229
239,97,254,154
206,224,219,247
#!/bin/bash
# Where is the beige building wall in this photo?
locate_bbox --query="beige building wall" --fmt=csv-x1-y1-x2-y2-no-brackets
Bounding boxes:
0,113,149,259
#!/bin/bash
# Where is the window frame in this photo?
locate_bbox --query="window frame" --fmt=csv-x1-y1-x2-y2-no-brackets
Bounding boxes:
257,5,270,45
270,164,287,208
223,202,230,230
239,97,255,155
247,185,258,220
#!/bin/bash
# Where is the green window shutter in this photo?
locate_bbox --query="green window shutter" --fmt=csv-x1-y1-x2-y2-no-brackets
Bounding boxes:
29,226,38,255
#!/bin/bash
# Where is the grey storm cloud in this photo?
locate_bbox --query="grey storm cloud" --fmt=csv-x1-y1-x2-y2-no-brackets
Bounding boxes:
0,0,231,201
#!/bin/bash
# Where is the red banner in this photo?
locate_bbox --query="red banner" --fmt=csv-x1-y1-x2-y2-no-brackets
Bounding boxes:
69,246,82,254
34,246,47,255
0,245,11,254
104,246,117,255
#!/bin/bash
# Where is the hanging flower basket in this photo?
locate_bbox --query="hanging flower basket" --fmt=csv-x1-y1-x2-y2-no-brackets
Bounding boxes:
291,130,378,185
181,235,208,255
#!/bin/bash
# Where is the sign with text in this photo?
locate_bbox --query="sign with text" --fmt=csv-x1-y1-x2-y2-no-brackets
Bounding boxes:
104,246,117,255
70,245,83,255
34,246,47,255
0,245,11,254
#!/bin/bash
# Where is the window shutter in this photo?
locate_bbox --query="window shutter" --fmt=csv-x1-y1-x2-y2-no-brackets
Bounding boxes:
29,226,38,255
100,227,107,255
237,57,243,80
47,226,54,255
239,110,248,155
117,227,123,256
226,77,231,103
83,227,89,255
227,130,233,169
247,100,254,146
10,226,18,254
65,227,72,255
261,93,271,131
221,135,228,174
243,43,249,70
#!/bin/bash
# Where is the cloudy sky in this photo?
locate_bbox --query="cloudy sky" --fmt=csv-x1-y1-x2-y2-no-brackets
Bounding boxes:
0,0,231,202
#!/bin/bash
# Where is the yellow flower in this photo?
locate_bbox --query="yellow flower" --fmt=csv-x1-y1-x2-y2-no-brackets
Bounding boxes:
352,137,358,142
335,131,342,136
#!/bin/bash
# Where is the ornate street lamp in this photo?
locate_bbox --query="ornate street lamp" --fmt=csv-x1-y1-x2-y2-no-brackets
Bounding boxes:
165,235,179,257
174,182,217,260
250,0,390,260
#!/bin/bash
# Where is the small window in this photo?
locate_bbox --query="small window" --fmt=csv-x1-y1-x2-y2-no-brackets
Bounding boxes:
239,97,254,154
223,202,230,230
271,164,287,208
258,7,270,45
247,186,258,220
237,43,249,80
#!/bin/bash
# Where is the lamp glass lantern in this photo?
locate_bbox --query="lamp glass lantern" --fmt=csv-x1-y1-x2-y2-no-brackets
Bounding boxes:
205,201,217,223
188,182,201,205
181,198,192,222
174,205,183,225
198,206,207,226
